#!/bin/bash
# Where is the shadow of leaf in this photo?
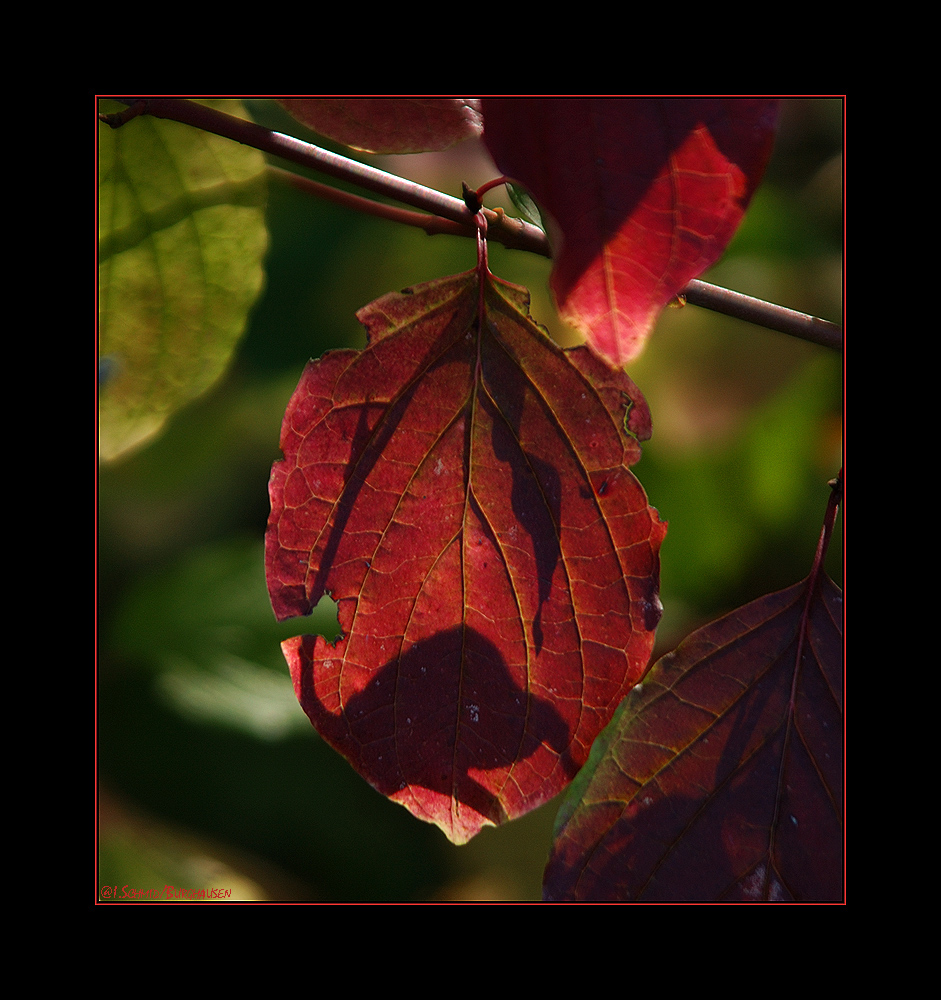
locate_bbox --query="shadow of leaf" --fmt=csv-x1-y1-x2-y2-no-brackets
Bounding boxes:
288,625,579,844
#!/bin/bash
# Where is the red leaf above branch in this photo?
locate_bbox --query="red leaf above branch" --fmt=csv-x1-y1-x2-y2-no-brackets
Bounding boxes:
278,98,483,154
482,98,780,366
266,270,666,843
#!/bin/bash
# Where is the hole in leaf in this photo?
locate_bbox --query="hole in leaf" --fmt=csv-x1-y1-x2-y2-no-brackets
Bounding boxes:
309,593,343,644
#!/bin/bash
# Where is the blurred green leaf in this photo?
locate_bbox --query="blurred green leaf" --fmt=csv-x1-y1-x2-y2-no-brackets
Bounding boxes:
98,99,269,461
108,537,342,740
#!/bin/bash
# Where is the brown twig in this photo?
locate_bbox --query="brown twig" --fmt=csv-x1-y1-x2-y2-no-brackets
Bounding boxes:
683,281,843,351
101,98,843,352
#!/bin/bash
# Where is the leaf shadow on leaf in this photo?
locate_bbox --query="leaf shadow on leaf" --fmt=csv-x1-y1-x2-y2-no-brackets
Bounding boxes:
480,367,561,655
301,379,408,619
268,269,621,641
267,271,666,843
288,624,579,843
267,307,467,622
308,324,566,653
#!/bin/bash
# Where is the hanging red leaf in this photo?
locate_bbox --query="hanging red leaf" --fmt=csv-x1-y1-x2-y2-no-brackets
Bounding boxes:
543,569,843,901
278,98,483,154
266,270,666,844
481,98,780,366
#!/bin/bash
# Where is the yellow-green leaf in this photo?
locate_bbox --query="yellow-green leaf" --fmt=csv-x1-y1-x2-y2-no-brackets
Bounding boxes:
98,100,268,461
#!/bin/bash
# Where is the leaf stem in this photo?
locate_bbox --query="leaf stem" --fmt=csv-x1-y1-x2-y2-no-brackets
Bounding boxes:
810,469,843,586
102,98,843,353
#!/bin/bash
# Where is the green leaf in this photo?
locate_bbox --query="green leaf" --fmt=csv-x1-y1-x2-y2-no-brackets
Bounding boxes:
98,99,268,461
505,183,547,233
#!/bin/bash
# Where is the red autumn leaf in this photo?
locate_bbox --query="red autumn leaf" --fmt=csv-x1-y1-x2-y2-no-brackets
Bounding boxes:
481,98,780,367
278,98,483,154
266,270,666,844
543,570,843,901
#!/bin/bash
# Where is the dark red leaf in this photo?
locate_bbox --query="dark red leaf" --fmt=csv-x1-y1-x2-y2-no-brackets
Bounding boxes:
543,571,843,900
481,98,779,366
278,98,483,154
266,271,666,844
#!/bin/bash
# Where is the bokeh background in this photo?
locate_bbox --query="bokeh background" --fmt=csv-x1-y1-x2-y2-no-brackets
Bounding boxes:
97,98,843,902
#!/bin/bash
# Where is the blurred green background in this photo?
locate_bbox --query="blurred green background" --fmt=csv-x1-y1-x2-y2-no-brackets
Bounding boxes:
97,98,843,902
